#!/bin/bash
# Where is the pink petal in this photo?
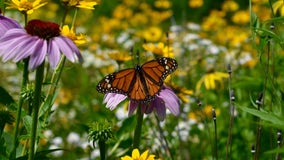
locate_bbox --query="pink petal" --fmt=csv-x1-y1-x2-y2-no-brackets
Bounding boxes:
48,40,61,68
103,93,127,110
158,88,180,116
28,39,47,70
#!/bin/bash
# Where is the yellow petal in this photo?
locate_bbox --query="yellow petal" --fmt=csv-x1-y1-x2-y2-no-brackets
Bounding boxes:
26,9,34,14
147,154,156,160
61,25,71,36
32,2,48,9
12,0,20,6
204,74,211,89
273,1,284,14
215,72,229,78
33,0,42,6
132,149,140,159
206,74,215,89
140,150,149,159
280,5,284,16
196,76,205,91
120,156,133,160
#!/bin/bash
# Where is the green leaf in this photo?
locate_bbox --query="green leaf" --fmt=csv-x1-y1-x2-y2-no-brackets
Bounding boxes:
239,107,284,128
0,86,15,106
22,115,32,134
265,147,284,154
15,149,65,160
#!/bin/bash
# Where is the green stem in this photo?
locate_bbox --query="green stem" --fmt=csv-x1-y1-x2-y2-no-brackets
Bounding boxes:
0,0,5,14
44,56,66,117
213,110,218,160
10,58,29,159
28,62,45,160
133,106,144,149
98,140,106,160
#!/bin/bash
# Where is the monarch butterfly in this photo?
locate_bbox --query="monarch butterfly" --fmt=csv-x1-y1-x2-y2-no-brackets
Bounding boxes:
96,57,178,102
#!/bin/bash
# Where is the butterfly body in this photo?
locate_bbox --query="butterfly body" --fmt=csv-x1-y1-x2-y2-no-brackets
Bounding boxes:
97,57,178,102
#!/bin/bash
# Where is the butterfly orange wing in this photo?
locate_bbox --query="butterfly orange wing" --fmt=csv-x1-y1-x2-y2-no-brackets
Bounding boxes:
96,68,136,95
97,57,178,102
141,57,178,98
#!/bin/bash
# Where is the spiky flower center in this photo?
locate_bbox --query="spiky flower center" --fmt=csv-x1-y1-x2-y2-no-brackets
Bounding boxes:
25,20,60,40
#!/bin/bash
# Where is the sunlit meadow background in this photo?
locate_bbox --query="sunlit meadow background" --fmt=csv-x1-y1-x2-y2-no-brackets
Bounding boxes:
2,0,284,159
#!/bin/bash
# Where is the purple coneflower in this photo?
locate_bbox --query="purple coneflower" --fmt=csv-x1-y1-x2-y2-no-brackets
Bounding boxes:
104,85,180,121
0,19,83,70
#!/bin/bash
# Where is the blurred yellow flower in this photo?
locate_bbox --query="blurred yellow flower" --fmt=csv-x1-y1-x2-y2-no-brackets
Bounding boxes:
188,105,220,122
61,25,87,45
121,148,158,160
142,26,163,42
113,5,133,19
273,0,284,16
242,58,258,69
143,42,173,57
108,51,132,64
196,71,229,90
63,0,99,10
55,88,73,105
232,10,250,24
222,0,239,12
6,0,47,14
130,13,148,26
202,10,226,31
154,0,172,9
203,105,220,118
188,0,203,8
215,26,248,47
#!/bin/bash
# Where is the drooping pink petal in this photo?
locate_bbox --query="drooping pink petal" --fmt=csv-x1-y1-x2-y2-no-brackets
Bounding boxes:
0,15,22,36
128,101,139,116
54,36,77,62
158,87,180,116
152,98,166,121
0,29,26,43
48,39,61,68
1,35,33,61
28,39,47,70
13,36,40,61
103,93,127,110
59,36,83,63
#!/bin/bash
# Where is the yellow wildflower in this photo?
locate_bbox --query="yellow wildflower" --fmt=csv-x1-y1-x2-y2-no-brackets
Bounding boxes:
222,0,239,12
63,0,99,10
196,70,229,90
142,26,163,42
6,0,47,14
203,105,220,118
61,25,87,45
121,148,158,160
188,112,199,122
154,0,172,9
273,0,284,16
188,105,220,122
113,4,133,19
201,10,226,31
188,0,203,8
143,42,174,57
231,10,250,24
55,88,73,105
108,51,132,64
